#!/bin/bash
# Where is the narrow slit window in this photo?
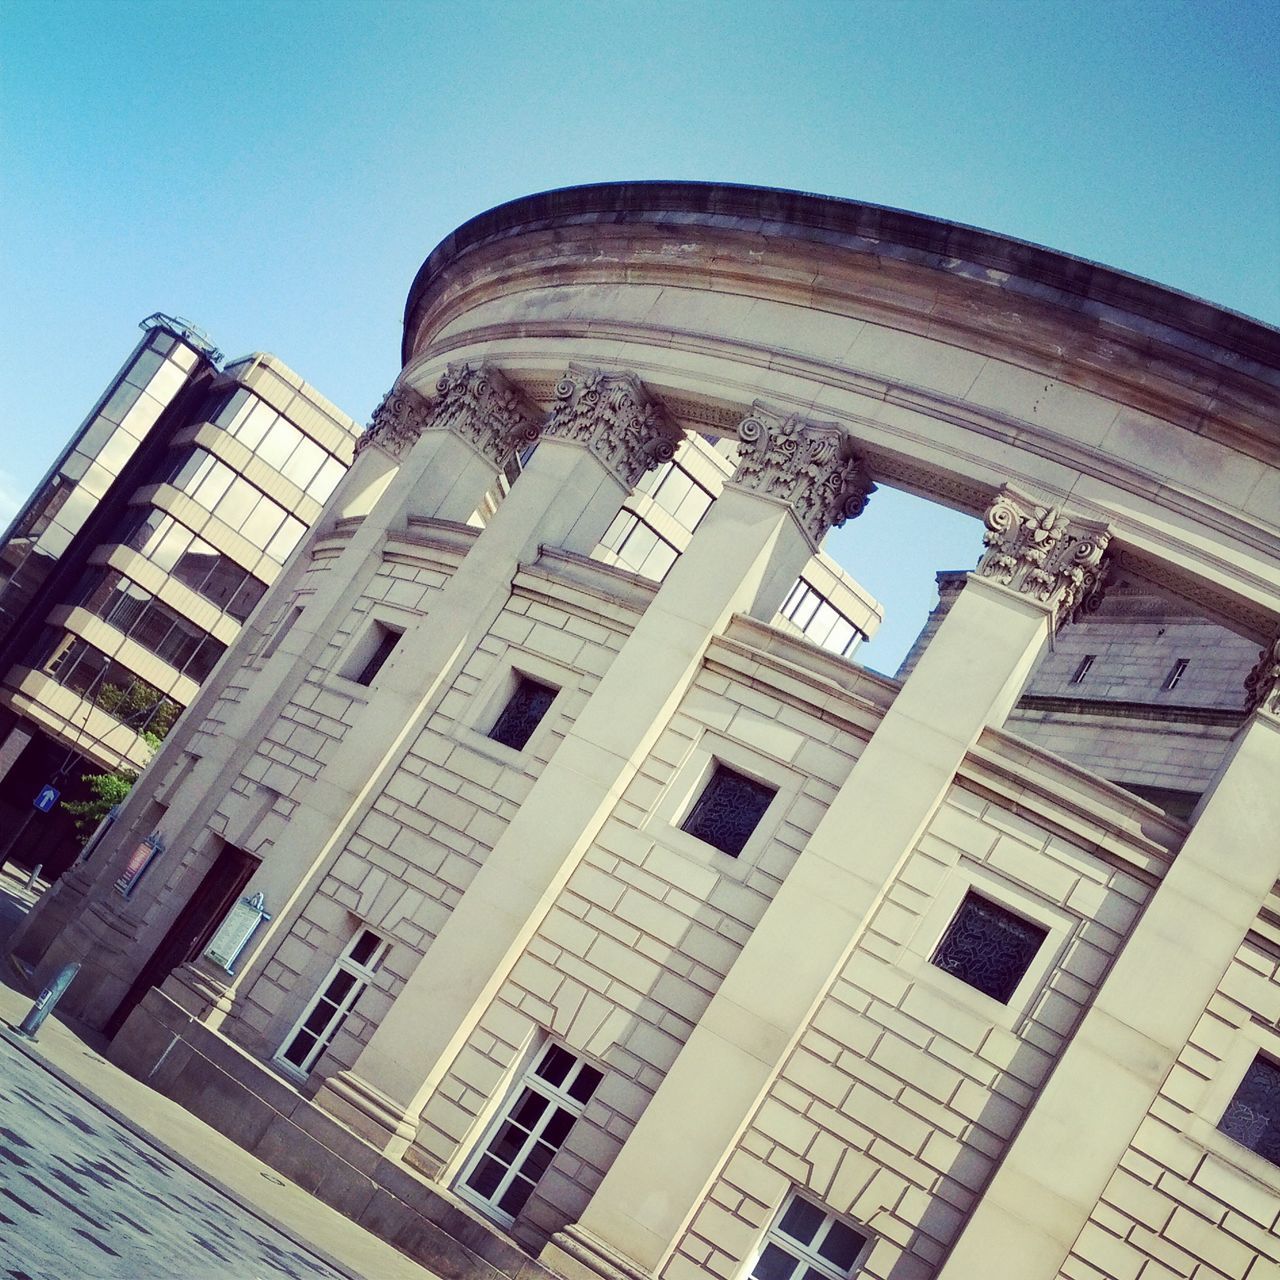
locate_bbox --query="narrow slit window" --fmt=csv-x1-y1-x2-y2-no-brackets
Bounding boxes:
278,928,387,1076
682,764,776,858
354,624,401,686
488,676,557,751
1070,654,1096,685
458,1043,603,1225
751,1191,872,1280
1162,658,1190,691
931,892,1048,1004
1218,1053,1280,1167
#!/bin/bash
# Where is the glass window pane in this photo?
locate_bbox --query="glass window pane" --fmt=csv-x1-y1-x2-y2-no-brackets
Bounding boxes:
682,765,776,858
817,1220,866,1270
752,1243,799,1280
536,1045,575,1087
568,1064,603,1103
496,1175,536,1218
465,1157,505,1199
510,1089,549,1130
779,1197,825,1246
931,893,1048,1004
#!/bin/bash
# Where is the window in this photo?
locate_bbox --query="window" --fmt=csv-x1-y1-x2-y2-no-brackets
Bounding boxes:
682,764,776,857
931,892,1048,1004
750,1192,871,1280
278,929,388,1076
353,624,401,686
1070,655,1096,684
1163,658,1190,691
1218,1053,1280,1166
458,1043,602,1225
778,579,867,658
488,676,557,751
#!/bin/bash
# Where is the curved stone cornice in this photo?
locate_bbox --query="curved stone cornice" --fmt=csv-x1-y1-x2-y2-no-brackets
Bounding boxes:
976,486,1113,630
1244,632,1280,719
730,403,875,545
355,363,540,465
543,366,683,489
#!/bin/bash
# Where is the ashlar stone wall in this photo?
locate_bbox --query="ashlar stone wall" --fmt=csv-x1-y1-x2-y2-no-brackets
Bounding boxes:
1060,931,1280,1280
661,778,1167,1280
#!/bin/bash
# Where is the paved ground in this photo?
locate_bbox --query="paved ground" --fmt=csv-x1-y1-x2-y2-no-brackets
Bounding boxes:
0,864,443,1280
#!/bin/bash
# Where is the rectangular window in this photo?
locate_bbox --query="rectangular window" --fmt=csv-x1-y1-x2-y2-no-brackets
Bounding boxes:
931,892,1048,1004
278,929,388,1076
1162,658,1190,691
354,624,401,686
750,1191,872,1280
488,676,558,751
1070,655,1096,684
457,1042,603,1226
682,764,776,858
1218,1053,1280,1166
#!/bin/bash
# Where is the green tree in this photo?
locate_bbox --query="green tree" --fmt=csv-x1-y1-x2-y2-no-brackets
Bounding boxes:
61,730,164,842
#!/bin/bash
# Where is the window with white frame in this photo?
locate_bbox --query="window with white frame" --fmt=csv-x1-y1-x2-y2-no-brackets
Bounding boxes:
277,928,387,1076
457,1042,603,1225
749,1192,871,1280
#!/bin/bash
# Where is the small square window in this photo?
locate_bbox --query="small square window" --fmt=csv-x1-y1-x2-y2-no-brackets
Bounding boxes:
353,624,401,686
1218,1053,1280,1166
750,1191,871,1280
682,764,776,858
1070,655,1096,684
488,676,557,751
931,892,1048,1004
1162,658,1190,691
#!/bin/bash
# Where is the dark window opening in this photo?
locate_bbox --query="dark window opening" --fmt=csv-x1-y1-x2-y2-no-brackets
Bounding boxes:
1162,658,1190,691
682,764,776,858
1070,655,1096,684
1219,1053,1280,1167
488,676,557,751
931,892,1048,1004
354,625,400,687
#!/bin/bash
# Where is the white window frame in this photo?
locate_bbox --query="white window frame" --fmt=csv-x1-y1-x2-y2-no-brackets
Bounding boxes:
455,1041,601,1228
275,927,388,1079
744,1189,874,1280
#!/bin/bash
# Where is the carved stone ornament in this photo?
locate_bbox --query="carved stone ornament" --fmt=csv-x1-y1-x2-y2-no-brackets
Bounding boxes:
355,364,540,465
976,486,1112,630
355,383,435,459
731,404,875,545
543,367,683,490
430,362,542,466
1243,631,1280,718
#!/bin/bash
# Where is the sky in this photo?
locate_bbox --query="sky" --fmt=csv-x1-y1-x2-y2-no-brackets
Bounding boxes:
2,0,1277,674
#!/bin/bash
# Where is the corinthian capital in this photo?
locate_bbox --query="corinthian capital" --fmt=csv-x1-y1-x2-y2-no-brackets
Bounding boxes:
1244,632,1280,719
543,367,683,489
730,404,874,545
355,364,540,465
431,362,542,466
977,486,1112,629
356,383,434,459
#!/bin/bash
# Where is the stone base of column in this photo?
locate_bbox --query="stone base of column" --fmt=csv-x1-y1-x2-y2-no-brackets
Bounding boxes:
6,863,95,967
313,1068,419,1157
540,1224,655,1280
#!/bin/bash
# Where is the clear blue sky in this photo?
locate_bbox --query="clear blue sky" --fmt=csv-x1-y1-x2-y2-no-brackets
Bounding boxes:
3,0,1277,673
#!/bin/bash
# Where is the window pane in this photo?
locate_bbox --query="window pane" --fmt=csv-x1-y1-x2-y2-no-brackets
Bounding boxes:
349,930,382,966
496,1175,536,1217
752,1243,799,1280
817,1220,866,1270
1219,1054,1280,1165
568,1064,603,1103
510,1089,549,1130
779,1197,824,1246
536,1044,575,1087
931,893,1048,1004
466,1156,506,1199
682,765,776,858
488,677,557,752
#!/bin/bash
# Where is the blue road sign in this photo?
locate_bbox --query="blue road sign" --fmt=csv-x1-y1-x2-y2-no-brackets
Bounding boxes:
33,785,59,813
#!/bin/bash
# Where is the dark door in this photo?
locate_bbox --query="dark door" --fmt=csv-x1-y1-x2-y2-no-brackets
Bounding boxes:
105,842,258,1037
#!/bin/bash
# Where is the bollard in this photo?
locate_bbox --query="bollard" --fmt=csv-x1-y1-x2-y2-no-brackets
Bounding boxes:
22,863,42,892
12,962,79,1041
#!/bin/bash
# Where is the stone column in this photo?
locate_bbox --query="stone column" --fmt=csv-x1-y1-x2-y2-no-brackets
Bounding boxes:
181,369,682,1025
23,365,542,1010
541,488,1112,1280
315,405,875,1158
937,632,1280,1279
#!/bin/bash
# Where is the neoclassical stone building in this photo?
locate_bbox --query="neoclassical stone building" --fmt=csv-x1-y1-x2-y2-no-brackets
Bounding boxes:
12,183,1280,1280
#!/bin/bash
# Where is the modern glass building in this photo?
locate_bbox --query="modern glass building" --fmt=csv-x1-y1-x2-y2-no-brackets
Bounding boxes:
0,315,359,878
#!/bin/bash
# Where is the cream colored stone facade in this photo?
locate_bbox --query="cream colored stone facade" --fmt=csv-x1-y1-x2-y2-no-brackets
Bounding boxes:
12,184,1280,1280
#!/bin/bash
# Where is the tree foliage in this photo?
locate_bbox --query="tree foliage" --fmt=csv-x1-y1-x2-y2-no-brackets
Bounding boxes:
61,730,164,841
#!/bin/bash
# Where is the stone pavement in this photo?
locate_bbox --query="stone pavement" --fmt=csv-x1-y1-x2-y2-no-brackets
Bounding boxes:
0,868,444,1280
